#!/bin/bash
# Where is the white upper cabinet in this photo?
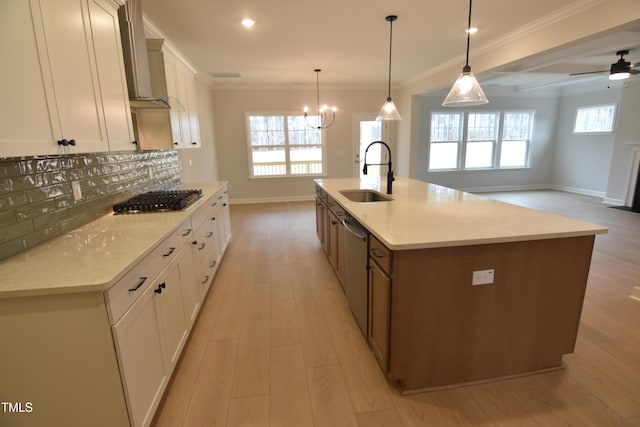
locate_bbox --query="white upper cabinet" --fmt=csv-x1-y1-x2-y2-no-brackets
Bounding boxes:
146,39,201,149
0,0,134,157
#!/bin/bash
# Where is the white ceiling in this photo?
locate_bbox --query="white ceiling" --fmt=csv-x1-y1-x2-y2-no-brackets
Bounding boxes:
140,0,640,92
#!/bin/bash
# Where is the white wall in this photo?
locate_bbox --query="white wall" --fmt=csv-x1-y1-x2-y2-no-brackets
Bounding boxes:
211,87,384,202
551,85,622,197
605,79,640,204
412,93,559,192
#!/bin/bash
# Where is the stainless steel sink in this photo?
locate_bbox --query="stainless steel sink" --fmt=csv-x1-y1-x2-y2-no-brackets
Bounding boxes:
339,189,393,202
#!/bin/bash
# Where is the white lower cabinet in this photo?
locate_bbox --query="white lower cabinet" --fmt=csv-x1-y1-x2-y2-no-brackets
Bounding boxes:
112,282,168,427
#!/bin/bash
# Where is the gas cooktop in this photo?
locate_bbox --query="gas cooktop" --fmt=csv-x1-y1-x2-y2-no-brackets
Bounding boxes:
113,189,202,214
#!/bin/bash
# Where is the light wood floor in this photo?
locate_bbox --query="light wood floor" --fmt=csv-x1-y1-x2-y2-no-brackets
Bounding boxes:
152,190,640,427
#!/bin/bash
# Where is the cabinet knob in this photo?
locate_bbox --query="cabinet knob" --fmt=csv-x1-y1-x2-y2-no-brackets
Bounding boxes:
58,139,76,146
191,141,197,145
154,282,166,294
174,142,179,145
132,140,138,145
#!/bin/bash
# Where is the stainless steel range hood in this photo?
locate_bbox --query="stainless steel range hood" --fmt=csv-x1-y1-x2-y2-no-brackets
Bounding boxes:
118,0,170,109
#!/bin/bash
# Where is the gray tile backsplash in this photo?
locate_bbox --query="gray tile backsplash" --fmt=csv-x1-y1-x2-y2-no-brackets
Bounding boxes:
0,150,181,261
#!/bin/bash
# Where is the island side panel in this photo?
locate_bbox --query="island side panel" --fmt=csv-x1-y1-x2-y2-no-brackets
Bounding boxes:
0,292,129,427
388,235,595,392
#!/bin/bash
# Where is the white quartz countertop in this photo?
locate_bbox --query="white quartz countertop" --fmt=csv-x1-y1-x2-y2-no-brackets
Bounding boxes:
315,177,608,250
0,181,227,298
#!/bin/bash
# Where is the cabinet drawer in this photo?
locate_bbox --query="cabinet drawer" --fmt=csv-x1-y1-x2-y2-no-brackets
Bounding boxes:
106,232,179,323
369,235,392,274
175,217,194,248
190,196,216,231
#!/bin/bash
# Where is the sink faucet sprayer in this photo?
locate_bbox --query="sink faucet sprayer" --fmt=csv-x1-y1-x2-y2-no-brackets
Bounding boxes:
362,140,394,194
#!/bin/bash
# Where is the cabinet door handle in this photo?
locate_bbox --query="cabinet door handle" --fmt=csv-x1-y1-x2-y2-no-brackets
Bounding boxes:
198,243,206,250
370,248,386,259
206,232,213,238
163,247,176,257
191,141,197,145
201,275,210,284
210,260,217,268
182,228,192,236
218,196,223,200
128,276,147,292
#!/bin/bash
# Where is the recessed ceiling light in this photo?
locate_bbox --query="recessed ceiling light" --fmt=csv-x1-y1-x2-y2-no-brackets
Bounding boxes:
241,18,255,28
466,27,478,34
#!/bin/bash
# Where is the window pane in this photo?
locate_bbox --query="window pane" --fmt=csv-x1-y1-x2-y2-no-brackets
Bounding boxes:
500,140,528,167
251,147,286,176
465,141,493,168
431,113,462,141
467,113,497,141
290,146,323,175
503,113,532,140
250,130,285,147
429,143,458,169
288,115,321,146
574,104,615,133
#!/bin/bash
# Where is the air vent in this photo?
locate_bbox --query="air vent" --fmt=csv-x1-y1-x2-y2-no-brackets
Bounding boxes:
210,72,242,79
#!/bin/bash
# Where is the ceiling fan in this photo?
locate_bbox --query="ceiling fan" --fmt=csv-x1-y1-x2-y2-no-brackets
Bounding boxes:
570,50,639,80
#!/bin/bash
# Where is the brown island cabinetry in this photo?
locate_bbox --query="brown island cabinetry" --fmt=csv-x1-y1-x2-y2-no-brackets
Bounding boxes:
315,177,607,393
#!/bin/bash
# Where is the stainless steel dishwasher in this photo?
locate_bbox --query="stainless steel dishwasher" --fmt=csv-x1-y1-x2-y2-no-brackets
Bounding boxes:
342,214,370,337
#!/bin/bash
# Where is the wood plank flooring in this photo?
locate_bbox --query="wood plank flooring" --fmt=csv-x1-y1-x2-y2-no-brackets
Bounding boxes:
152,190,640,426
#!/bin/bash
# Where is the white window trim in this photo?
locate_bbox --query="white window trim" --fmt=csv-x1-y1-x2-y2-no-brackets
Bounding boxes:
245,111,328,179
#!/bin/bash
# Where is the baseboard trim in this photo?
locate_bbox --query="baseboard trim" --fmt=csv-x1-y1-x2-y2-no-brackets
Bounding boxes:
465,184,551,193
548,185,606,199
602,197,625,206
230,195,315,205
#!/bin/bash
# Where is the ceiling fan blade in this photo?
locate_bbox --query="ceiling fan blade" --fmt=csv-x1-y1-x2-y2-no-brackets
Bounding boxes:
569,70,608,76
631,62,640,70
630,69,639,75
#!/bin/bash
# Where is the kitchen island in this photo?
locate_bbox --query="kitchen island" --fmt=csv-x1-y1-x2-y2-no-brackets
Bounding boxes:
315,177,608,393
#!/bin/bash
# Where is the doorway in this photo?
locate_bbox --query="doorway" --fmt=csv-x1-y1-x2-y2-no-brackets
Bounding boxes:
353,114,385,178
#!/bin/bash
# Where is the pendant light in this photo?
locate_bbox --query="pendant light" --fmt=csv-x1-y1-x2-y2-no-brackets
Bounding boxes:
442,0,488,107
377,15,402,121
304,69,337,129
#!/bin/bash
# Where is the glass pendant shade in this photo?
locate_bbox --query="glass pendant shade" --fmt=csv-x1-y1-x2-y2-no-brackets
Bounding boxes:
442,0,488,107
377,97,402,120
442,66,488,107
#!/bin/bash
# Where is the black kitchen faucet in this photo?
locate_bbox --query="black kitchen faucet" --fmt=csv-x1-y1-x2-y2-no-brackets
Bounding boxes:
362,140,394,195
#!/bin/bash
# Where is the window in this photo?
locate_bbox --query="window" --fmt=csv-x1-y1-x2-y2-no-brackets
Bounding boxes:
500,112,533,168
246,113,324,177
465,113,498,169
574,104,616,133
428,110,534,171
429,112,462,170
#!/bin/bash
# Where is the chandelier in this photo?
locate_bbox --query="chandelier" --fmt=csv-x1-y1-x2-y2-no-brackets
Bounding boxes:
304,69,336,129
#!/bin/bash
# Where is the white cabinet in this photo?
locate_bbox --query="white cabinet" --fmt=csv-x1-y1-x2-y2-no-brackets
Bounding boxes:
0,0,134,157
108,218,190,427
213,186,232,255
112,281,168,427
145,39,201,149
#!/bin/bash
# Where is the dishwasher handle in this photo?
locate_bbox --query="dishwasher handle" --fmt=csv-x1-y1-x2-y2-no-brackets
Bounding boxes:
342,218,368,241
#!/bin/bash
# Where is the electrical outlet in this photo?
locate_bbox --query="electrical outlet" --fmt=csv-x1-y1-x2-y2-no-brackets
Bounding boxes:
71,181,82,201
472,269,494,286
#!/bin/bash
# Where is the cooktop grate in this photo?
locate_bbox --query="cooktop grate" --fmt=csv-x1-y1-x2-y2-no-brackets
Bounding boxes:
113,189,202,214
